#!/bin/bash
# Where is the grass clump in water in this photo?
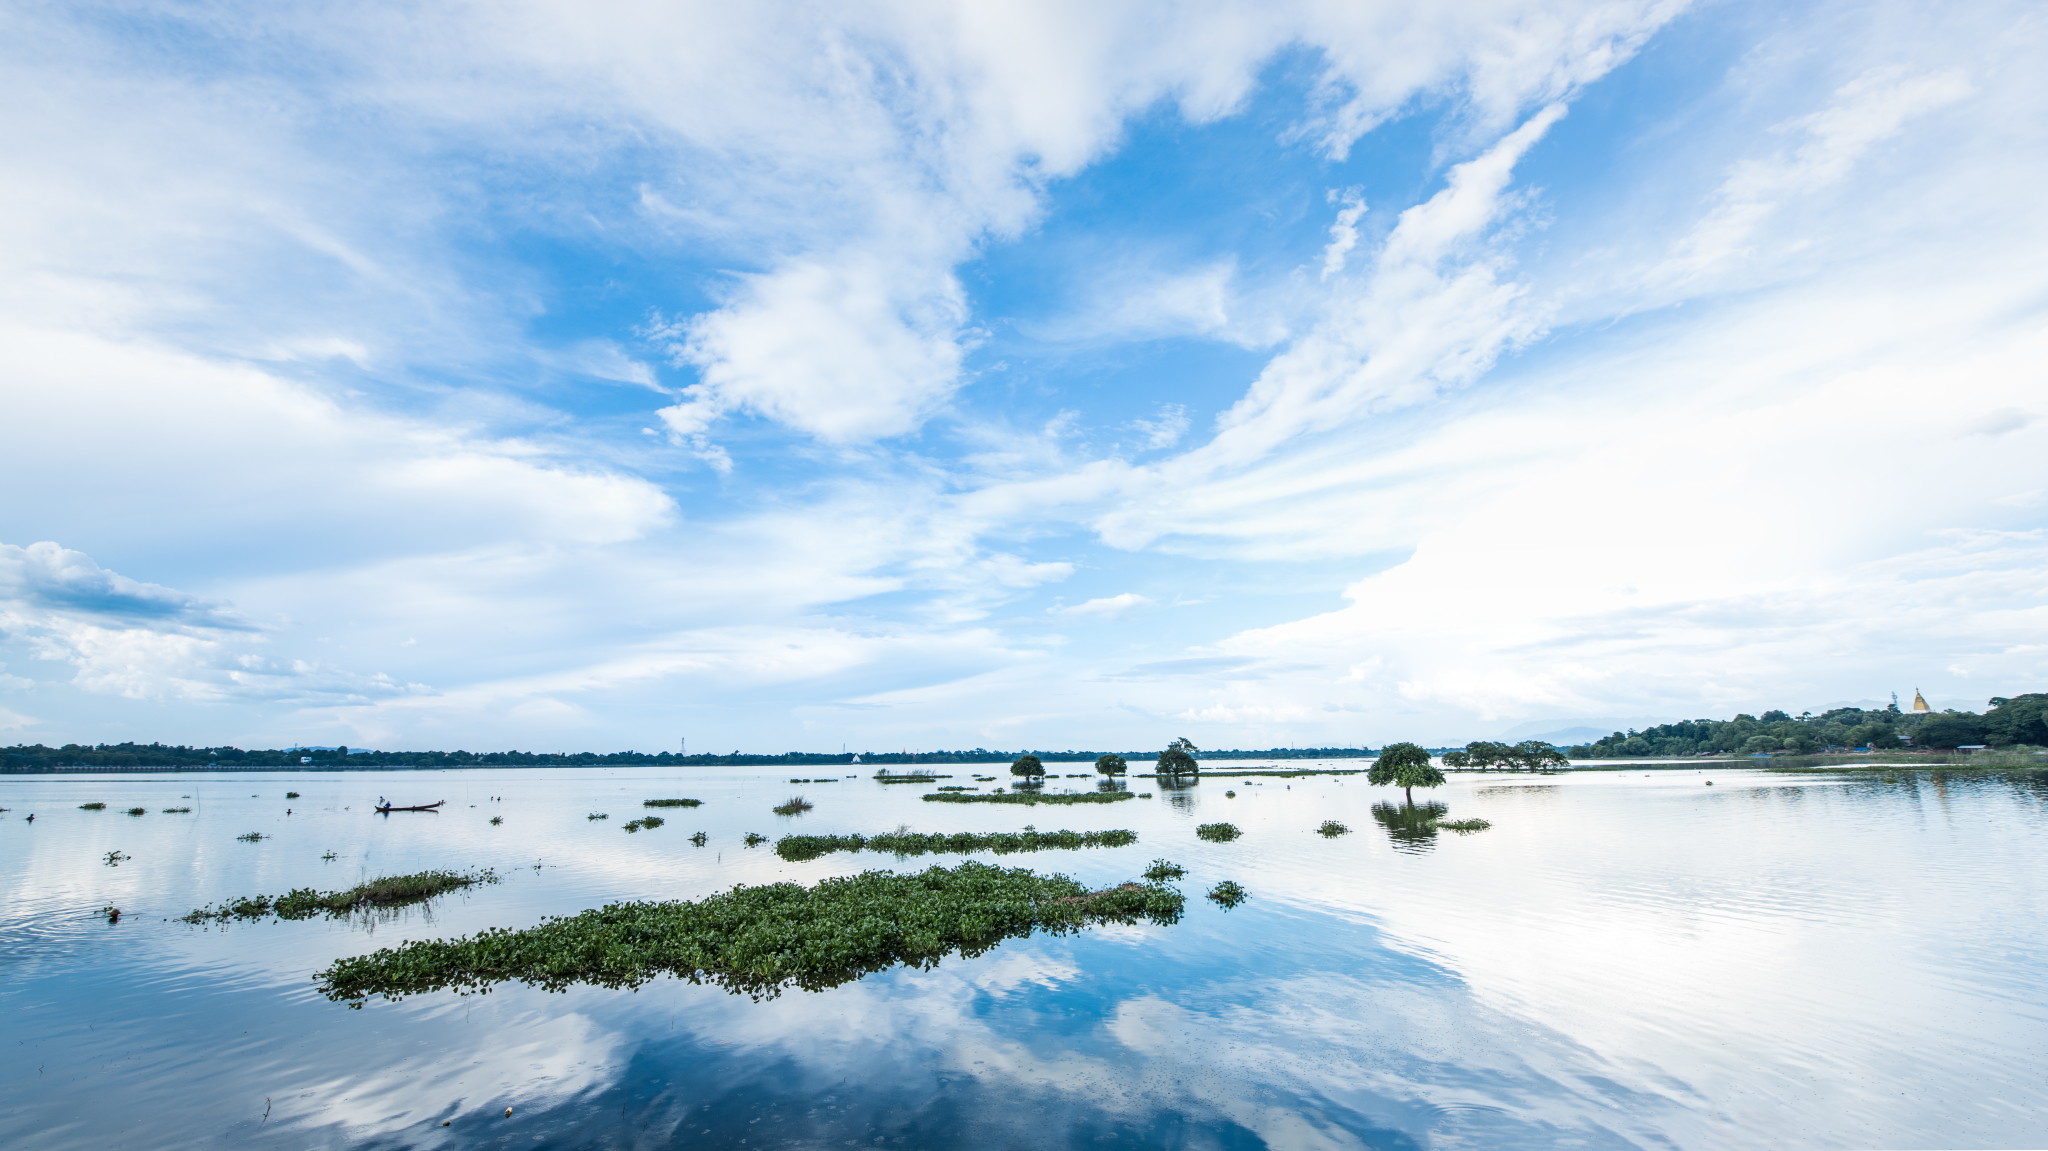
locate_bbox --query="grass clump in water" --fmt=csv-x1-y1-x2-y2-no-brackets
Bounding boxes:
1438,818,1492,833
314,861,1185,1007
1143,859,1185,881
775,828,1137,862
285,792,301,799
79,802,107,811
237,832,265,842
689,831,708,846
1195,822,1241,842
772,795,815,815
922,791,1136,806
643,799,702,808
624,816,665,832
1207,880,1248,909
162,807,192,813
125,807,147,816
744,832,768,846
181,869,499,924
587,812,609,820
104,850,130,866
489,816,503,826
1316,820,1350,837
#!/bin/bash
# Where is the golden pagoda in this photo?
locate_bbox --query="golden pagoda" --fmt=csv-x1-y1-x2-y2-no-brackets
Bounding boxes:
1911,688,1930,713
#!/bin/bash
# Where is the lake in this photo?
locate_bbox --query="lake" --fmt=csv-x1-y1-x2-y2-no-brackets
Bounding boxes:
4,763,2044,1149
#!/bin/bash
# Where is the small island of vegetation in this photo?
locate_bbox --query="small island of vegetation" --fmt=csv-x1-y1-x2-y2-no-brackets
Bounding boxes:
183,869,498,923
775,828,1137,861
314,862,1185,1006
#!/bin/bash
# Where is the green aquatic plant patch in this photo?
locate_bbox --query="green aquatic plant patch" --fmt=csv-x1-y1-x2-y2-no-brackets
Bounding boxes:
1316,820,1350,837
1195,822,1241,842
743,832,768,846
162,807,191,813
642,799,702,808
775,828,1137,861
182,869,498,924
772,794,814,815
1138,769,1368,779
1143,859,1185,881
922,790,1136,806
79,802,107,811
1438,818,1492,833
125,807,147,816
236,832,265,842
314,861,1185,1007
624,816,665,832
1207,880,1249,909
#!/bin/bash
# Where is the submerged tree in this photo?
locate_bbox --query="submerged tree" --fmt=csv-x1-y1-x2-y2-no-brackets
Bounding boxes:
1372,800,1448,850
1094,753,1128,778
1156,737,1199,776
1368,742,1444,805
1009,754,1045,779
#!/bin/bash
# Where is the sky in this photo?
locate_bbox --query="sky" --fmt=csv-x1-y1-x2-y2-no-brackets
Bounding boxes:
1,0,2043,753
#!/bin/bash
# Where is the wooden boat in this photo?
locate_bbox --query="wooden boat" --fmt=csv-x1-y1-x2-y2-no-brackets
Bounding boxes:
373,800,445,812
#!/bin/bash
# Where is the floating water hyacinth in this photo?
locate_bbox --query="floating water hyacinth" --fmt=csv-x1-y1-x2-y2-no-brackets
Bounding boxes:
774,828,1136,862
315,862,1185,1007
1207,880,1249,909
922,791,1136,806
182,869,498,923
1195,823,1241,842
643,799,702,808
1142,860,1185,881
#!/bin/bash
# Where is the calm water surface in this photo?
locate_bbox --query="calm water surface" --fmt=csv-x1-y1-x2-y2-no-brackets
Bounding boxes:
3,764,2044,1149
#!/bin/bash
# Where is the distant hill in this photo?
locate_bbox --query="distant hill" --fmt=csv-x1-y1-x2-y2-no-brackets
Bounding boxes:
1493,717,1683,746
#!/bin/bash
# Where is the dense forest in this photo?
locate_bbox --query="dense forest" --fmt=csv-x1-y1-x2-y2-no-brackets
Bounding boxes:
0,742,1375,772
1567,694,2048,757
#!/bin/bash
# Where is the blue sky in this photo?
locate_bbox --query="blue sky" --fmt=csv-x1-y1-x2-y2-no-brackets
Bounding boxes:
2,0,2042,752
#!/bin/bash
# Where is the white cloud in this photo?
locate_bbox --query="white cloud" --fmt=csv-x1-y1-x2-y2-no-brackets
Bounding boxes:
1024,260,1249,349
1320,187,1367,280
1051,593,1157,620
1659,66,1973,284
1128,405,1192,451
653,256,974,443
0,540,433,705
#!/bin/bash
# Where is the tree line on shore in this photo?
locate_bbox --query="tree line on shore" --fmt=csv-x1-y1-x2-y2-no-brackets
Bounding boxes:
1,738,1377,771
1566,694,2047,757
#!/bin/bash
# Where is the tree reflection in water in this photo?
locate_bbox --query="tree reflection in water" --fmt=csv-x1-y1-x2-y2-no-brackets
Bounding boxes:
1371,801,1448,853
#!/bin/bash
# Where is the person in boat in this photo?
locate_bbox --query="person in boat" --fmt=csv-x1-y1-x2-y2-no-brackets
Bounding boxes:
378,796,387,809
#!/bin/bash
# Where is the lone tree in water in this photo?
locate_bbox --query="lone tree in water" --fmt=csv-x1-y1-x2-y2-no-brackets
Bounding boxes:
1156,737,1199,775
1369,742,1444,805
1009,754,1045,779
1094,753,1127,778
